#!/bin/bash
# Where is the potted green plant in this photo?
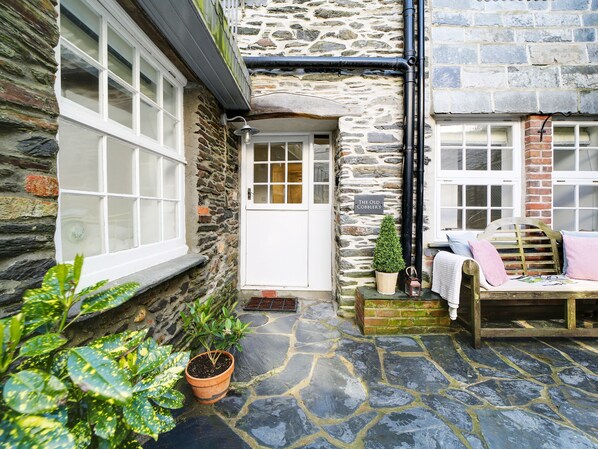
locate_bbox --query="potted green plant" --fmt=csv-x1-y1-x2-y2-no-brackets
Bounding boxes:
373,214,406,294
181,293,250,404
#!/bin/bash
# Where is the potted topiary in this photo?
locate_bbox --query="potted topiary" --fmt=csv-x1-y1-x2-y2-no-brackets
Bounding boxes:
180,294,250,404
373,214,406,295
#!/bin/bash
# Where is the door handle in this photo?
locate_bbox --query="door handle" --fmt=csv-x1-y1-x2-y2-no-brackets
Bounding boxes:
248,188,252,200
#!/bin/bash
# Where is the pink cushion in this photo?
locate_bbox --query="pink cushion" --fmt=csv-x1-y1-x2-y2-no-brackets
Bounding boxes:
563,234,598,281
469,239,509,286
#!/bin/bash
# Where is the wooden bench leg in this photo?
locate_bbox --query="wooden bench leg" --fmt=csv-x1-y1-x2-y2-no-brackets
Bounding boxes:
471,296,482,349
565,297,576,330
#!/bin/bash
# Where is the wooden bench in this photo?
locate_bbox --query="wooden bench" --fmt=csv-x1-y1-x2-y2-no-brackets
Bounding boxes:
457,217,598,348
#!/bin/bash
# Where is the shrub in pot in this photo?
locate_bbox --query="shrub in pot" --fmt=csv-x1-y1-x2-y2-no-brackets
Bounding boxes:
181,293,250,404
0,255,190,448
373,214,406,295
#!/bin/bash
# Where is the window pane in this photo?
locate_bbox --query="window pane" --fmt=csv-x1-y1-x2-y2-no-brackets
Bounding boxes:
163,201,178,240
440,185,462,207
58,121,101,192
465,124,487,146
254,144,268,161
140,100,158,140
579,185,598,208
441,208,462,230
61,194,103,260
581,126,598,147
108,77,133,128
491,209,512,222
554,149,575,171
579,149,598,172
553,127,575,147
140,57,158,101
314,136,330,160
440,125,463,145
61,46,99,112
466,209,487,230
163,159,178,199
254,164,268,183
314,185,329,204
108,197,135,253
163,80,177,115
271,143,285,161
288,185,302,204
491,185,512,207
288,163,302,183
491,148,512,170
139,151,160,197
140,199,160,245
163,114,177,149
107,27,133,84
106,139,133,194
554,185,575,207
441,148,462,170
288,143,302,161
271,185,285,203
466,185,487,207
579,210,598,231
271,163,285,182
554,209,576,231
314,163,329,183
254,185,268,203
491,126,511,147
60,0,100,60
466,149,487,170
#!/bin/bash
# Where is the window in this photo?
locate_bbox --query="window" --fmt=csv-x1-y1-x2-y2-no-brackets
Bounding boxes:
435,122,521,239
57,0,187,286
552,123,598,232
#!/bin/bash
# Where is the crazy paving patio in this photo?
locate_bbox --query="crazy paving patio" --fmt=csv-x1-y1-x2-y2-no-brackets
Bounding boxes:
144,300,598,449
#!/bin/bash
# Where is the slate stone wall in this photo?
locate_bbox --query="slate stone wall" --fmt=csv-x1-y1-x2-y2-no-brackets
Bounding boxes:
237,0,407,311
430,0,598,114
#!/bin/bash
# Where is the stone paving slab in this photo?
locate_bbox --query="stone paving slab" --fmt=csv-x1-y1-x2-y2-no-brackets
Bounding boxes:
144,300,598,449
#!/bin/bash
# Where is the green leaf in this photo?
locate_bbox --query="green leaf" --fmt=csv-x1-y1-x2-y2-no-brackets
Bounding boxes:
122,395,172,440
21,290,64,334
89,330,148,358
151,389,185,409
135,339,171,378
80,282,139,315
73,254,84,286
0,313,24,374
78,279,108,298
133,351,189,394
3,369,68,414
19,333,67,359
0,415,76,449
67,347,133,404
69,420,92,448
87,397,118,439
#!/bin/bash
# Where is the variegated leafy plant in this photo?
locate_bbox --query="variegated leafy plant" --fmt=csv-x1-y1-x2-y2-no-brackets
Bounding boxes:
0,255,190,448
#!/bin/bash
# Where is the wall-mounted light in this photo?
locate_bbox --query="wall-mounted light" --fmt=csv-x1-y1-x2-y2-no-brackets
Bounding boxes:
220,114,260,144
538,111,572,142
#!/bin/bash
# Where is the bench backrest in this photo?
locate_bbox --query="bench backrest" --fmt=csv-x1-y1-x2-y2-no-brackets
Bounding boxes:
478,217,562,276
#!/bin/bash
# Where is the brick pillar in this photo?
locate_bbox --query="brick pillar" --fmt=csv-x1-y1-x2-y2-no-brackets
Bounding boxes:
524,115,552,224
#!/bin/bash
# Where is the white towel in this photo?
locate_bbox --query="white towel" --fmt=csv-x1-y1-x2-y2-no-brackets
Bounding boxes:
432,251,471,320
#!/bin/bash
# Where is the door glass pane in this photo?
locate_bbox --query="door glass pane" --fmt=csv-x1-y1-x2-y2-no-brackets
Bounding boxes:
108,77,133,128
554,185,575,207
579,210,598,231
59,121,101,192
140,100,158,140
554,209,576,232
106,139,133,194
271,143,285,161
579,185,598,207
163,80,177,115
288,143,302,161
139,151,160,197
466,149,487,170
61,194,103,260
466,209,487,230
60,0,100,60
140,199,160,245
288,185,302,204
61,46,99,112
554,149,576,171
255,144,268,161
163,114,177,149
271,163,285,182
465,124,487,146
140,57,158,102
108,197,135,253
271,185,285,203
314,163,329,183
163,159,178,199
314,185,329,204
107,27,133,85
466,185,487,207
441,208,462,231
254,164,268,183
314,136,329,160
441,148,462,170
163,201,177,240
254,185,268,203
288,163,302,183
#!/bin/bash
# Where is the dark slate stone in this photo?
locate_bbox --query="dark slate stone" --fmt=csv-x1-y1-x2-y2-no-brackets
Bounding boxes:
541,340,598,374
510,341,573,368
254,353,314,396
421,394,473,431
364,408,467,449
143,415,250,449
464,433,485,449
337,338,381,384
490,342,553,377
368,383,415,408
0,236,53,258
238,313,269,328
297,29,320,41
296,438,341,449
323,411,377,444
255,314,298,335
384,354,450,393
529,403,564,422
476,409,597,449
214,388,250,418
445,388,483,406
467,380,543,406
432,66,461,88
295,320,339,353
453,333,519,376
421,335,478,384
301,356,366,419
17,136,58,157
548,386,598,435
237,397,317,448
476,368,518,379
302,301,336,320
232,333,290,382
376,336,423,352
337,319,362,337
0,258,54,281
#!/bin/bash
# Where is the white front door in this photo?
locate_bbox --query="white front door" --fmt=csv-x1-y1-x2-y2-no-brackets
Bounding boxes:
242,134,332,290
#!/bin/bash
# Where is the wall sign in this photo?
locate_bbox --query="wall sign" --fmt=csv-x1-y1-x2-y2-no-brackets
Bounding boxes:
354,195,385,215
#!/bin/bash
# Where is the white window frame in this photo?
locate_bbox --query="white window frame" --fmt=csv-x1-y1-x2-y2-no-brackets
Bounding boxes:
552,121,598,232
434,120,522,241
55,0,188,287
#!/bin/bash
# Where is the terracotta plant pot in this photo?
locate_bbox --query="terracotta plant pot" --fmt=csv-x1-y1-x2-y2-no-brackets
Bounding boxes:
185,350,235,404
375,271,399,295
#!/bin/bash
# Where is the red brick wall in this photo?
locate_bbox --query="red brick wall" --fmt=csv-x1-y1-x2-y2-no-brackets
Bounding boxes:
524,115,552,224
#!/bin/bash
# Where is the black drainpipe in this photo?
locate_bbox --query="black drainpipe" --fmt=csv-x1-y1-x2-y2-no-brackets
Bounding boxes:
414,0,425,278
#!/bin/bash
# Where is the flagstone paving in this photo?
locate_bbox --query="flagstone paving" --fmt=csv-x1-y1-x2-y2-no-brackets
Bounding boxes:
144,300,598,449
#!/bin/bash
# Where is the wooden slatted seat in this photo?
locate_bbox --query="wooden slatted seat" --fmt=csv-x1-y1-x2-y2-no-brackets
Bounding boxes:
457,217,598,348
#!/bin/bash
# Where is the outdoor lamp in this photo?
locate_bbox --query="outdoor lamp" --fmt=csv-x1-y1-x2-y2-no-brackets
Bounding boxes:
221,114,260,143
405,266,422,297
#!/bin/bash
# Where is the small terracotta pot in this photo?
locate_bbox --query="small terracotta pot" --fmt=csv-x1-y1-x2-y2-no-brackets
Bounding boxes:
185,350,235,404
375,271,399,295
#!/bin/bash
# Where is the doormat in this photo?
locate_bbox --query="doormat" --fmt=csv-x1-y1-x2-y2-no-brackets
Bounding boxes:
243,297,297,312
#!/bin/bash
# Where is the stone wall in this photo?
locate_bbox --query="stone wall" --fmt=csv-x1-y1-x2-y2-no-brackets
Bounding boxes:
430,0,598,114
237,0,407,310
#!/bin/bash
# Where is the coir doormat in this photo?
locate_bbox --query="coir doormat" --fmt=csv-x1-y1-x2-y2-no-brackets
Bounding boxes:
243,297,297,312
